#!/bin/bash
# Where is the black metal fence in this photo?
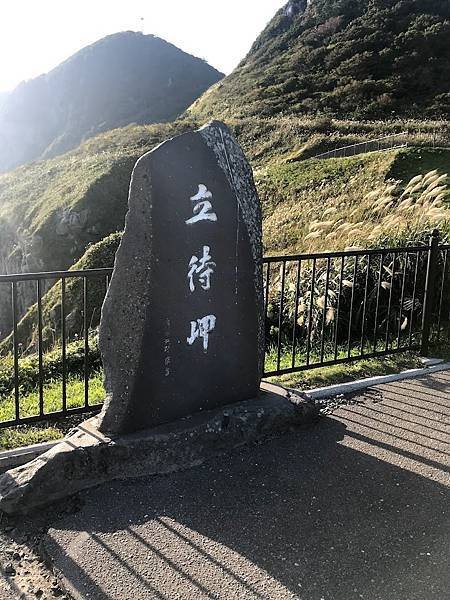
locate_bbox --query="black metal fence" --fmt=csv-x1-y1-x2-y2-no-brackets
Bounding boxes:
0,233,448,428
0,268,112,428
264,232,448,376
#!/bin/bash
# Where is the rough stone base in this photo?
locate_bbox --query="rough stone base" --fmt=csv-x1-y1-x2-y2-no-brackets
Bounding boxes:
0,385,318,515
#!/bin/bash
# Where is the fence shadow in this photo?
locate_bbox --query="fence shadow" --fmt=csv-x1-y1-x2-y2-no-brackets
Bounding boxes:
44,406,449,600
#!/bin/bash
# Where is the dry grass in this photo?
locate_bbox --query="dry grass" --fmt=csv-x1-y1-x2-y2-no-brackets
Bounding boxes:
261,147,450,255
305,169,449,251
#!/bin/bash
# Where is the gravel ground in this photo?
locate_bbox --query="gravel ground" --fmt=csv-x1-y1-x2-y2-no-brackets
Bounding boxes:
0,498,80,599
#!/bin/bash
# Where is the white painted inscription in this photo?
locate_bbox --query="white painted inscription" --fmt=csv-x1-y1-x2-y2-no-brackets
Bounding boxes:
187,246,216,292
187,315,217,351
185,185,218,353
190,184,212,202
186,184,217,225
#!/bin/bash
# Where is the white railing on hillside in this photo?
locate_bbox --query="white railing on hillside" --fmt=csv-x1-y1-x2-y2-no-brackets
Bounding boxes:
312,131,408,160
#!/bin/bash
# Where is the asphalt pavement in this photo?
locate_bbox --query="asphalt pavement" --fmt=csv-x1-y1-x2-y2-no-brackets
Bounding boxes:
44,370,450,600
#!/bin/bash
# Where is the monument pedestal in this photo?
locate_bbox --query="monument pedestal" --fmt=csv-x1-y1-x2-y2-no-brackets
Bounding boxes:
0,385,318,514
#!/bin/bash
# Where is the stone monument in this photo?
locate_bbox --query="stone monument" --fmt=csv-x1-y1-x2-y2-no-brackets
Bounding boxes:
0,122,317,514
98,121,264,434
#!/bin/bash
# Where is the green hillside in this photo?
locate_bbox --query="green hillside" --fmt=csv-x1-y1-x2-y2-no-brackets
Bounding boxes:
189,0,450,121
1,0,449,348
260,146,450,254
5,145,449,354
0,116,445,283
0,120,193,274
0,232,122,354
0,120,192,338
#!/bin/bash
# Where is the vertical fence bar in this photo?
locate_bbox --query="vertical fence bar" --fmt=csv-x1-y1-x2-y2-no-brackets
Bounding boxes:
11,282,20,422
61,277,67,413
421,230,440,355
264,262,271,316
83,277,89,408
306,258,316,366
334,256,345,360
384,253,396,350
360,254,371,355
347,256,358,358
373,253,384,352
291,260,301,369
409,251,420,347
276,261,286,371
264,263,271,373
37,279,44,416
396,252,408,349
436,249,447,342
320,258,331,362
447,259,450,341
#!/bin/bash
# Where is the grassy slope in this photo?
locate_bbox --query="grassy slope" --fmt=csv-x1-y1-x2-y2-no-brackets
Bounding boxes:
0,233,122,354
0,116,447,274
0,120,194,274
260,146,450,254
3,141,449,351
5,143,449,361
188,0,450,121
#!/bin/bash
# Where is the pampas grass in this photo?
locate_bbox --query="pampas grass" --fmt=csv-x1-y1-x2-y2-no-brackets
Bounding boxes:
302,170,449,251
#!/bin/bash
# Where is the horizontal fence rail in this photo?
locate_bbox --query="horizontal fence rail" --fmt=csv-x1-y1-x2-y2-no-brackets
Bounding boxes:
0,234,448,428
312,132,408,160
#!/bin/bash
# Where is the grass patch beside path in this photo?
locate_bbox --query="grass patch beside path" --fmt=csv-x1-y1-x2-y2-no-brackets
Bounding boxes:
0,425,65,451
266,352,423,391
0,372,105,450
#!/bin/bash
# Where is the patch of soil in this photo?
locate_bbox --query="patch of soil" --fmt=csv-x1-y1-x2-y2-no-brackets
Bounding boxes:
0,496,82,599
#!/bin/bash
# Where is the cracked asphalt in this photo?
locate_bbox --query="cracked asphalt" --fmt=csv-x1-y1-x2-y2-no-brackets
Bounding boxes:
40,370,450,599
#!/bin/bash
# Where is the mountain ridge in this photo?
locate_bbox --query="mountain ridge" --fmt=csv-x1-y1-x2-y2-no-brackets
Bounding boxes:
0,31,223,173
189,0,450,121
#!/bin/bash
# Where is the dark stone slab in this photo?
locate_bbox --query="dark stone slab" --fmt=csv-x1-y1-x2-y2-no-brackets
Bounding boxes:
0,386,319,515
98,121,263,435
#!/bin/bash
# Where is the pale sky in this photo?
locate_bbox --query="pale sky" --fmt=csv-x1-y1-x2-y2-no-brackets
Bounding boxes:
0,0,287,93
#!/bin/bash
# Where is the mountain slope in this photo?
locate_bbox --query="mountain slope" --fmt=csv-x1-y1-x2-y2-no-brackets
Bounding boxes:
0,32,223,172
0,119,195,339
259,146,450,254
5,146,449,353
189,0,450,121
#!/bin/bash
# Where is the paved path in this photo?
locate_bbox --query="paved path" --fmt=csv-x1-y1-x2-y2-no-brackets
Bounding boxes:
45,371,450,600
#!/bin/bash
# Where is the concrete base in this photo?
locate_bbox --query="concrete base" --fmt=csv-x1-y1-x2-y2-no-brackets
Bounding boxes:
0,385,318,515
0,441,60,474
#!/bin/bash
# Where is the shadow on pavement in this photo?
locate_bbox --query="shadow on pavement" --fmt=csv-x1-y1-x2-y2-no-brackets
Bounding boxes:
44,401,449,600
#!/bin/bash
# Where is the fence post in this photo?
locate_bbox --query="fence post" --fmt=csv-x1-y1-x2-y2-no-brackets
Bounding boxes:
421,229,440,356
